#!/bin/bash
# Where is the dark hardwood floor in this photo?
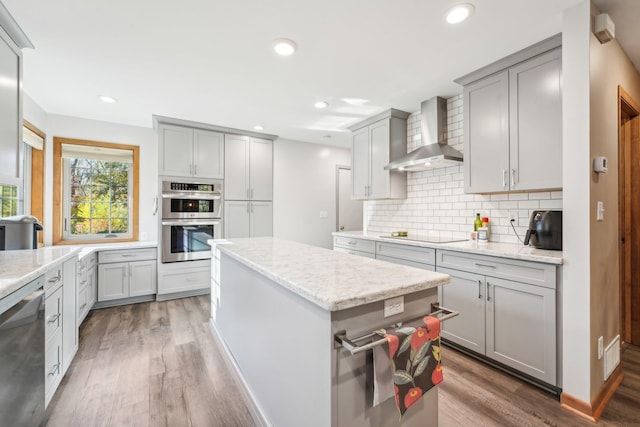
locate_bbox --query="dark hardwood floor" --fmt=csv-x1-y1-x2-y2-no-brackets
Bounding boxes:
45,296,640,426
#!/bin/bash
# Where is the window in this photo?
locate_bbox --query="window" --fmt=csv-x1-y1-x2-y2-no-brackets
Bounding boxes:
0,183,20,216
53,137,139,244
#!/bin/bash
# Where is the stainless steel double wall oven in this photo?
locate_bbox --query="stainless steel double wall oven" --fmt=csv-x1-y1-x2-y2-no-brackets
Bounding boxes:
160,180,222,263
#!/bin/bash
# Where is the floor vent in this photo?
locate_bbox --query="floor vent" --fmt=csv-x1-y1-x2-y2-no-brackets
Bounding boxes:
604,335,620,381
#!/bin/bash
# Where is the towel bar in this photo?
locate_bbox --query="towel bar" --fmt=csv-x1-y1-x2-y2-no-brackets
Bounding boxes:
334,302,459,355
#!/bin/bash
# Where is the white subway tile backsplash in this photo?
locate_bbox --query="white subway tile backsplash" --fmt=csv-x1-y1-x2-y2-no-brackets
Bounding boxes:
364,94,563,242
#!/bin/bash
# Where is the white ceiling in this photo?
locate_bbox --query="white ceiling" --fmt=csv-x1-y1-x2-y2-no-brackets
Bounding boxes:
4,0,587,148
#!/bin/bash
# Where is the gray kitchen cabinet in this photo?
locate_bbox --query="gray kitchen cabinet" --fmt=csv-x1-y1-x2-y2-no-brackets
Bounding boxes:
348,109,409,200
437,267,486,354
224,200,273,238
375,241,436,270
0,25,23,186
333,235,375,258
436,250,558,385
61,257,77,373
158,123,224,179
77,252,97,325
224,134,273,201
462,45,562,193
97,248,157,302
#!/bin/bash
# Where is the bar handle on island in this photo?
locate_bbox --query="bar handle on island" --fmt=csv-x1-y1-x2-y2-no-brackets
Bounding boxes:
334,303,459,355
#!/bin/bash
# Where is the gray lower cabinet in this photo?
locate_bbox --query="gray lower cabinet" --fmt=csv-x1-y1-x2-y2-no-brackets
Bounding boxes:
333,236,375,258
375,241,435,270
97,248,157,302
437,250,558,386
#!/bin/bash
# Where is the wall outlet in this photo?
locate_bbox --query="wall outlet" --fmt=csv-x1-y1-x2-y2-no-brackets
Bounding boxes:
509,211,517,226
384,296,404,318
598,336,604,359
319,210,328,219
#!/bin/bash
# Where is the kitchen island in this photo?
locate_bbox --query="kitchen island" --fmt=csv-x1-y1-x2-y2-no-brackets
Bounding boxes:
209,237,450,427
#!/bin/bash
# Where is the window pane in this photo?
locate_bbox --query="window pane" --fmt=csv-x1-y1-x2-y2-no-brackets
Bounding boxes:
110,219,128,233
91,219,111,234
70,218,90,235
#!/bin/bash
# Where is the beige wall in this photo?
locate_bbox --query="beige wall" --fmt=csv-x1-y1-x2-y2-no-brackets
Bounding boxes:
589,3,640,399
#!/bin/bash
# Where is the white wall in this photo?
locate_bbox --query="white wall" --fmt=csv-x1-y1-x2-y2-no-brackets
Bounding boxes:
273,139,351,249
561,0,592,403
22,95,159,245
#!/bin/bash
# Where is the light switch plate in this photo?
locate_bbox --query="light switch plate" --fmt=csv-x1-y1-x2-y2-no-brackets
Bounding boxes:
384,296,404,318
319,210,328,219
596,201,605,221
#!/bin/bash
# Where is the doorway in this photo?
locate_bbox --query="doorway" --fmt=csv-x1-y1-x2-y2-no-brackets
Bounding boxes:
336,166,363,232
618,86,640,344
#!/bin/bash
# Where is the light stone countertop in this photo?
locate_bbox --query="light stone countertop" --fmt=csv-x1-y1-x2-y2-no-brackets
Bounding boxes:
211,237,450,311
333,231,563,265
0,241,158,302
0,246,81,300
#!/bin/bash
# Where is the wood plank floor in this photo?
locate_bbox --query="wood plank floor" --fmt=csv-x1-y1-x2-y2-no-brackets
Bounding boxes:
46,296,640,426
44,296,255,427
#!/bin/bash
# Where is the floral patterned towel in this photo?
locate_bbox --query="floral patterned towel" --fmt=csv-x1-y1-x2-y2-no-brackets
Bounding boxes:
381,315,443,417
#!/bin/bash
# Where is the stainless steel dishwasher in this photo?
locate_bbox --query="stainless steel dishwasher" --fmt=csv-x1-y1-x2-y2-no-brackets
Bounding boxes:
0,276,45,426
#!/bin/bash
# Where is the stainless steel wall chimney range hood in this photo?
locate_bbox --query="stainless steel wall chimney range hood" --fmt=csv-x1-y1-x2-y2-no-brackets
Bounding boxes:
385,96,463,171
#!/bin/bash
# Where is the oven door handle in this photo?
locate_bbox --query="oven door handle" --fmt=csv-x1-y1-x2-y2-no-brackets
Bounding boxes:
161,193,221,200
161,220,221,226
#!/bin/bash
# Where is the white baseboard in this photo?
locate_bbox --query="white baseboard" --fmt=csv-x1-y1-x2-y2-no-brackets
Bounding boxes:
208,318,272,427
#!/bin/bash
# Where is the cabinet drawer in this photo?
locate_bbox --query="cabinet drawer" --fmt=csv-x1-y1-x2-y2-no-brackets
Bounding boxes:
333,246,376,259
79,252,97,272
44,265,63,294
376,242,436,265
437,250,556,289
158,265,210,294
99,248,157,264
376,254,434,271
45,286,62,340
333,236,375,254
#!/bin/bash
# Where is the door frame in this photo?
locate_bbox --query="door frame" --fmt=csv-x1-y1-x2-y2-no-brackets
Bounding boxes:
618,86,640,343
336,165,351,232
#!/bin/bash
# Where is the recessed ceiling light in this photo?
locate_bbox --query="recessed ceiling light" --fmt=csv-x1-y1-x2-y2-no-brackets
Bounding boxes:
445,3,474,24
273,38,297,56
253,125,264,131
99,95,117,103
341,97,370,106
314,101,329,109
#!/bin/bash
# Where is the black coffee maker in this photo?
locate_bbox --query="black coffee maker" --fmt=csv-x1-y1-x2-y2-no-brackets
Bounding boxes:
524,210,562,250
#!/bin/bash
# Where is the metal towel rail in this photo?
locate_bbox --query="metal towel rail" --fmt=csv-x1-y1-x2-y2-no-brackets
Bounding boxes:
334,303,459,355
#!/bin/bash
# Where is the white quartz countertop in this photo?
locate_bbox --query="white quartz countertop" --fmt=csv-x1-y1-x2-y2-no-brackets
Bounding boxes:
0,241,158,303
71,240,157,259
0,246,81,300
333,231,563,265
211,237,450,311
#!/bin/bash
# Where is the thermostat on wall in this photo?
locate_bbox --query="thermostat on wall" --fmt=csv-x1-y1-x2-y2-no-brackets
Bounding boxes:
593,156,608,173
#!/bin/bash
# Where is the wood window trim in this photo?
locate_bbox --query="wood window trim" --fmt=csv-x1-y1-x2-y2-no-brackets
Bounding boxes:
52,136,139,245
24,119,45,244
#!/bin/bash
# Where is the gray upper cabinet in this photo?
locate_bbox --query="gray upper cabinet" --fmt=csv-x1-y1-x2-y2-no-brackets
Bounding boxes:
0,26,23,186
349,109,409,200
461,41,562,193
509,49,562,191
224,134,273,201
464,71,510,193
158,123,224,179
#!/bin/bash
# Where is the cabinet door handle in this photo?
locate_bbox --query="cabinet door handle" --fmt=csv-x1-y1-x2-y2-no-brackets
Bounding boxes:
194,164,197,176
511,169,516,187
80,303,87,309
129,265,133,278
47,363,60,377
347,240,356,245
47,271,61,284
246,203,250,214
502,170,507,188
251,203,254,213
251,188,254,199
487,282,492,301
123,266,127,281
478,280,482,299
47,313,60,324
246,188,250,199
475,263,496,269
